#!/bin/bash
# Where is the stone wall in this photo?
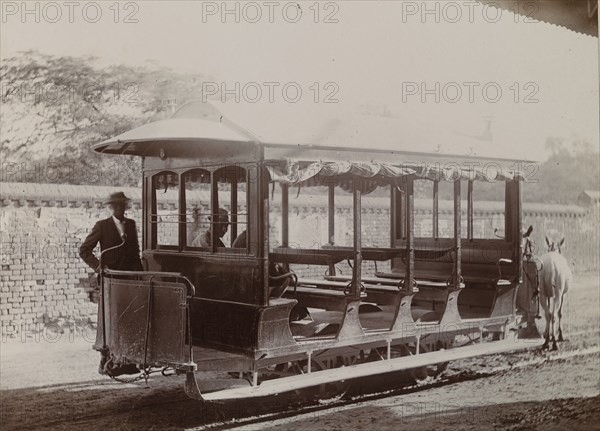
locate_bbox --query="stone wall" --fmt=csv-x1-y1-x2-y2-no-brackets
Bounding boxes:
1,182,597,334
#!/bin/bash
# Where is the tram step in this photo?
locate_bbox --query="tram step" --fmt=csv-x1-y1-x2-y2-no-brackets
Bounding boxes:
200,337,545,401
199,378,251,393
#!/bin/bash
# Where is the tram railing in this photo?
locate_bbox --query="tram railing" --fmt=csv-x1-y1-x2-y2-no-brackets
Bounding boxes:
98,270,197,372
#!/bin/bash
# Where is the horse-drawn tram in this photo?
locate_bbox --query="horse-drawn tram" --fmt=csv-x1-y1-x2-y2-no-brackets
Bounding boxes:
91,101,542,401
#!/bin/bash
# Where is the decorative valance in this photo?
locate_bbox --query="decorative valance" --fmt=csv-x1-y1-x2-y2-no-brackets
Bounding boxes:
266,160,522,190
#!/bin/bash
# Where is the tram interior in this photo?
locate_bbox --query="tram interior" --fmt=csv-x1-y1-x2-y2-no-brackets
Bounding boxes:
267,178,513,339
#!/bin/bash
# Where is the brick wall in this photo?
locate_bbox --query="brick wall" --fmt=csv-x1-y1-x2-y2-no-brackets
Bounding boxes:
1,182,597,334
0,183,143,336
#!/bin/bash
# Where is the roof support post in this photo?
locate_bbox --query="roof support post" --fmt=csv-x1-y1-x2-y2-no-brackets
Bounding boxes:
516,179,522,282
231,176,238,245
453,180,462,289
259,165,269,306
179,174,186,251
281,184,289,248
211,171,219,253
352,179,362,298
406,177,415,294
328,183,336,276
468,180,474,240
506,179,523,282
433,180,439,239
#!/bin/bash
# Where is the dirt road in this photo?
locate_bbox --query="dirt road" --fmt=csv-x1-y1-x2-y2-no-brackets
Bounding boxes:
1,273,598,431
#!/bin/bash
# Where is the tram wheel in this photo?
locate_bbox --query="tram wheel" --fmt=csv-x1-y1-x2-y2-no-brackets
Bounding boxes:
309,353,362,400
393,338,455,383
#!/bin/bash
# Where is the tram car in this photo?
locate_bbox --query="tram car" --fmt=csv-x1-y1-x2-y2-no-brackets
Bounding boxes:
91,101,542,401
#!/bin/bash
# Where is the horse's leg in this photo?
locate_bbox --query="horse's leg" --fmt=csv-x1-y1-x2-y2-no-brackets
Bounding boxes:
540,295,550,349
557,290,566,342
550,294,559,351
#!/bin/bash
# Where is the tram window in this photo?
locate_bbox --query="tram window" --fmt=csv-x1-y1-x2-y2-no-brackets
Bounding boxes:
362,184,390,247
414,180,434,238
268,183,353,250
215,166,248,250
183,169,211,248
268,183,284,250
180,166,249,252
272,185,335,250
152,171,179,248
436,180,454,238
472,181,505,238
333,184,353,248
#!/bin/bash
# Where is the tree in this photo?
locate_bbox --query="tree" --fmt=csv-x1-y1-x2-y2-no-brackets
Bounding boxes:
1,51,212,186
522,137,600,204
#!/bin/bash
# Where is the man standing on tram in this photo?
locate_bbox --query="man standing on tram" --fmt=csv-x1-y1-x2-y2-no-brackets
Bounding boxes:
79,191,143,375
79,191,143,273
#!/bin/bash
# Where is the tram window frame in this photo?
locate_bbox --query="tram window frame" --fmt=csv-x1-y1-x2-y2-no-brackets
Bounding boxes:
272,183,339,251
182,165,251,255
472,181,506,239
182,168,212,250
151,171,181,250
413,179,435,239
149,165,251,254
395,177,509,242
213,165,250,253
434,180,455,239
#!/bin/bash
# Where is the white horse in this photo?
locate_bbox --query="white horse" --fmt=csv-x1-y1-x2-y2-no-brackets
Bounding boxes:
539,236,573,350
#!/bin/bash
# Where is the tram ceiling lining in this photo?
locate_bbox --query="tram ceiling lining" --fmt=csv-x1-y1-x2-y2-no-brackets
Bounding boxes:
93,138,256,159
265,160,522,190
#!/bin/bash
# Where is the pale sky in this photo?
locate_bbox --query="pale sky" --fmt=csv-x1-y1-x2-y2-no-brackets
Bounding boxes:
1,0,598,161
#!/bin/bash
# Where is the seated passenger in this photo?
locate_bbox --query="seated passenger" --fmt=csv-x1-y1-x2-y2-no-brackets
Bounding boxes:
232,230,247,248
191,208,229,248
187,208,203,246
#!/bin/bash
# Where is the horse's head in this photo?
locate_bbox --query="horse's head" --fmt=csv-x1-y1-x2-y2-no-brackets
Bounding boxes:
522,225,534,259
545,236,565,253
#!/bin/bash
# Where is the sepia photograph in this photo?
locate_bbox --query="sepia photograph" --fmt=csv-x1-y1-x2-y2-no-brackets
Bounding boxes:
1,1,599,430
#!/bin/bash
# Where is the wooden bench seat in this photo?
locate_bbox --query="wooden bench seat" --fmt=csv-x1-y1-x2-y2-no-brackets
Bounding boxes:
297,278,350,289
325,275,400,287
270,249,353,265
375,271,502,287
324,275,464,290
287,285,352,310
297,278,403,294
375,271,446,282
270,246,454,266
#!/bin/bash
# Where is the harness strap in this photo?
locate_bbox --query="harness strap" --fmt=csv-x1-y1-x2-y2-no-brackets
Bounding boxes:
524,256,542,318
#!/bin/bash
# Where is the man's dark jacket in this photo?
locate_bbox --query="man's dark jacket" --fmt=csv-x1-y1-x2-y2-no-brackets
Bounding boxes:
79,217,143,272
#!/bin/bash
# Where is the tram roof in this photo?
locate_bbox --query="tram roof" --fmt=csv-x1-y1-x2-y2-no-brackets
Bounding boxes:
478,0,597,38
93,101,533,167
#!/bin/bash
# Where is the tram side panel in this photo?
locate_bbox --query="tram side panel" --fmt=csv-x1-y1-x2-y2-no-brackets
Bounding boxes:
143,251,296,354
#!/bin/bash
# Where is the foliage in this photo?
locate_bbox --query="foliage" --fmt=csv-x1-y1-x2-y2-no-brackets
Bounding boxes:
523,138,599,204
1,51,211,186
2,54,597,202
